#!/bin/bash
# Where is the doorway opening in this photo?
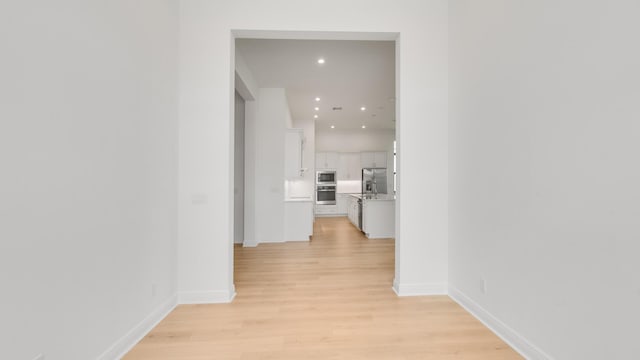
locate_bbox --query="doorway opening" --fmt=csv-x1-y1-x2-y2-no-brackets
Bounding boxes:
231,31,399,298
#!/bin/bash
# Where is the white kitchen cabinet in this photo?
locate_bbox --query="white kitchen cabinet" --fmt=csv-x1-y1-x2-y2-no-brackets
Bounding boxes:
360,151,387,168
315,204,338,216
284,199,313,241
315,153,324,169
360,152,374,168
374,151,387,168
337,154,349,180
349,155,362,180
348,198,355,225
316,152,338,169
337,153,361,180
285,129,304,179
348,196,360,229
336,193,350,214
361,198,395,238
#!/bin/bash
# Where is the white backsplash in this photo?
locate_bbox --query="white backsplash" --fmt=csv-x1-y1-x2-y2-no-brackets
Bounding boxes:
285,179,313,199
337,180,361,194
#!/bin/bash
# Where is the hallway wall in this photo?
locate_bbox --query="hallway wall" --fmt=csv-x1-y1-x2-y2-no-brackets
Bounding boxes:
254,88,291,244
0,1,179,359
234,91,245,244
449,1,640,358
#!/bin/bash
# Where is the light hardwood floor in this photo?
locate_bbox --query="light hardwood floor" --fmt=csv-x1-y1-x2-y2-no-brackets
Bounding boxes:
125,217,521,359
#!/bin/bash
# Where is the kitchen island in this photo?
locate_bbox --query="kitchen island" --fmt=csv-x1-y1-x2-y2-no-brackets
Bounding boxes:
284,197,313,241
348,194,395,239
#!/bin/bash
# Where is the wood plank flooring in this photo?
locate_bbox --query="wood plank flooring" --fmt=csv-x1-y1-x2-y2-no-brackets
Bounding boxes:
124,217,521,359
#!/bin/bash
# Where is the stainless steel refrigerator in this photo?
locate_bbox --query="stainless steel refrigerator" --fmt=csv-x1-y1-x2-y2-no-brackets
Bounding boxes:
362,168,388,196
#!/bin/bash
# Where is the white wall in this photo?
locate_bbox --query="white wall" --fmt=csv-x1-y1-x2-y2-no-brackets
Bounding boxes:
449,1,640,359
178,0,449,300
0,1,178,359
235,51,259,247
253,88,290,243
233,91,245,244
235,51,258,101
243,99,258,247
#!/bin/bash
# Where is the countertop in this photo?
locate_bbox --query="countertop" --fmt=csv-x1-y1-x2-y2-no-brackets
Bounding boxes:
349,193,396,201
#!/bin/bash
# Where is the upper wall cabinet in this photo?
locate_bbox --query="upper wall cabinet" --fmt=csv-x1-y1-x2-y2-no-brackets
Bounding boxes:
316,152,338,170
285,129,304,179
361,151,387,168
338,153,362,181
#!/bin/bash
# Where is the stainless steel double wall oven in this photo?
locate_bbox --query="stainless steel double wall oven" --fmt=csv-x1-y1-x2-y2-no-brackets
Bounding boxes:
315,171,336,205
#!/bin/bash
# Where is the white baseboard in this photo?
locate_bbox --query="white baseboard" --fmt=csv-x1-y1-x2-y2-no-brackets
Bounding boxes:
97,294,178,360
448,286,553,360
392,279,448,296
242,241,258,247
178,286,236,304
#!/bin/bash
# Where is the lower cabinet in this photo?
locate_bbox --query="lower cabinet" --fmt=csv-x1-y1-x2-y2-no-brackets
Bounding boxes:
315,204,337,215
336,194,349,215
361,200,395,238
284,201,313,241
347,202,354,225
347,196,359,228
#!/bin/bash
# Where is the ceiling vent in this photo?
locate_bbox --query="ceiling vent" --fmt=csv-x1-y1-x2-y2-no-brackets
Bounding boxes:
332,107,342,111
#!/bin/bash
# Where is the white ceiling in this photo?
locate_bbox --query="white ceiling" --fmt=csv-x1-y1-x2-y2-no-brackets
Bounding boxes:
236,39,396,130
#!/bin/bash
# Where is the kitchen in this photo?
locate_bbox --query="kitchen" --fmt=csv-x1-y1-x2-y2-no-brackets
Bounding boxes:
314,139,395,239
235,38,396,245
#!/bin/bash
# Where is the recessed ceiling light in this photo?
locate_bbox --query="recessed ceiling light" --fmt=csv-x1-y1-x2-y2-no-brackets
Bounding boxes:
315,97,321,102
314,107,319,111
361,125,366,129
331,125,335,129
317,58,325,64
360,106,366,111
314,114,318,119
